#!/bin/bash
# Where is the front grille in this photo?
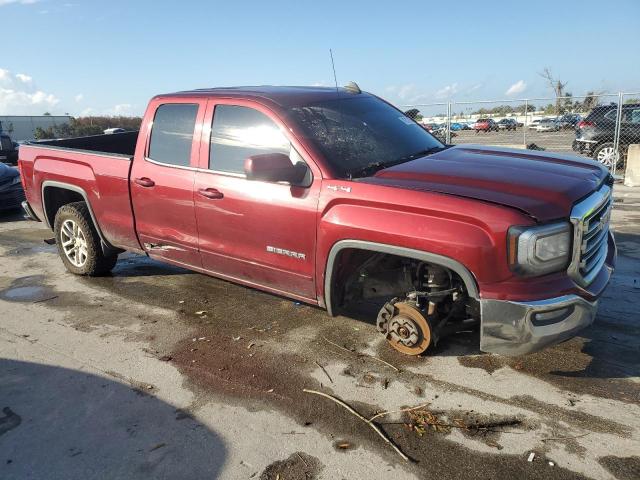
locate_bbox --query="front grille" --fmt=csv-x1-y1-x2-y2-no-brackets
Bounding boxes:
568,185,612,287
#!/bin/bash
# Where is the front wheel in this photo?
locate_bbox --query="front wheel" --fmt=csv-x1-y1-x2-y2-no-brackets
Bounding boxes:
54,202,118,276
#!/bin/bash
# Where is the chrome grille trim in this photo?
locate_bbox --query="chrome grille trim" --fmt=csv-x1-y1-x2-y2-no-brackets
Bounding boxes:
568,185,612,287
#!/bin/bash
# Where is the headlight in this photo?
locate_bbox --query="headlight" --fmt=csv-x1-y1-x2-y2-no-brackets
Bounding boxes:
508,222,571,276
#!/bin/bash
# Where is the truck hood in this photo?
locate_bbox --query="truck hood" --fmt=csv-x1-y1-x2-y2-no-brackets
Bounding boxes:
361,145,609,221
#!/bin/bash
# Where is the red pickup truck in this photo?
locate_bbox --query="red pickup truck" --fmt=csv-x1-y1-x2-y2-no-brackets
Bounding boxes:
19,85,615,356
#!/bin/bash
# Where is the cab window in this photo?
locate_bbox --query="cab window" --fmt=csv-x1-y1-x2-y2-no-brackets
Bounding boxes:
209,105,291,174
148,103,199,167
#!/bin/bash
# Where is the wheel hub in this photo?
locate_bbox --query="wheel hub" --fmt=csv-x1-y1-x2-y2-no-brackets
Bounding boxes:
377,301,432,356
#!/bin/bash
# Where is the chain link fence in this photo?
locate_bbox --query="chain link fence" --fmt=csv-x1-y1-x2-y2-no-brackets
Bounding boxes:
403,92,640,177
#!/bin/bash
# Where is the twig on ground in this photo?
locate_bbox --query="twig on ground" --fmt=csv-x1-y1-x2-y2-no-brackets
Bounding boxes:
368,403,431,422
33,295,58,304
541,432,589,442
296,452,309,468
321,336,400,372
303,388,409,461
314,361,334,384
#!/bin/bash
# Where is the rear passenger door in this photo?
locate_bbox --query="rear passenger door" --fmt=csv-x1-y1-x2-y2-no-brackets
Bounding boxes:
130,99,206,268
193,100,321,301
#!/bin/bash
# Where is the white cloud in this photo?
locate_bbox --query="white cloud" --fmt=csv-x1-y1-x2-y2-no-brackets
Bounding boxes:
0,68,60,114
385,84,417,101
113,103,133,115
0,0,39,6
506,80,527,96
74,93,84,102
435,83,458,99
15,73,32,84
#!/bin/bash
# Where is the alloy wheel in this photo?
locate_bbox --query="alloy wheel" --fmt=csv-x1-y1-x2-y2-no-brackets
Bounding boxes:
60,219,89,267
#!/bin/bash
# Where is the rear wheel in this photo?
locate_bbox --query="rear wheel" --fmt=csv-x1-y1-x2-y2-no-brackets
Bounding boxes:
593,142,620,169
54,202,118,276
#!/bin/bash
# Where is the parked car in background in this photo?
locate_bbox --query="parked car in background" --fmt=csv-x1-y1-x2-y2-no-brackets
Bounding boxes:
104,128,127,135
474,118,498,132
557,114,582,130
449,122,464,131
536,119,560,132
0,133,18,166
18,85,615,357
573,103,640,168
497,118,518,131
528,119,542,130
0,162,24,213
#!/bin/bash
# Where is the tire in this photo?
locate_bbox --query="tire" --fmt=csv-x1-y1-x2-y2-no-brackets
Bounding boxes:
53,201,118,276
592,142,621,169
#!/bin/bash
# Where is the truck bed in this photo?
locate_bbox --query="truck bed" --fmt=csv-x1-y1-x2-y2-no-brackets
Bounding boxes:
32,131,139,159
19,131,142,253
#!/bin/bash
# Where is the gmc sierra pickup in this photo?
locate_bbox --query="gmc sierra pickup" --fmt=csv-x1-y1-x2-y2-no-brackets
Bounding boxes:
19,85,616,356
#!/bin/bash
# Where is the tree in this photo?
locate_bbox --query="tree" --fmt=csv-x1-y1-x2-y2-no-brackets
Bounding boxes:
516,103,536,113
539,68,568,114
34,127,55,140
43,112,51,116
624,97,640,104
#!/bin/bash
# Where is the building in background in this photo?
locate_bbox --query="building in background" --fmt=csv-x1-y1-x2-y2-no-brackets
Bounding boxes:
0,116,73,141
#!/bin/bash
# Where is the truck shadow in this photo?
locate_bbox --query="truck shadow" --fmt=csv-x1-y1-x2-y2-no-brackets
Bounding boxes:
109,254,194,278
0,359,227,479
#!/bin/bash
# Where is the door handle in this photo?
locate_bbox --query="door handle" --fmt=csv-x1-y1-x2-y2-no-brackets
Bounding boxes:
198,188,224,199
134,177,155,188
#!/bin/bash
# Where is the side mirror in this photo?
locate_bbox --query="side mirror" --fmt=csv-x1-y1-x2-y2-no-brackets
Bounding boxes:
244,153,309,186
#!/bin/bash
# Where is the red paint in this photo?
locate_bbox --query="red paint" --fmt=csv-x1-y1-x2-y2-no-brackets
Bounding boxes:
19,87,612,307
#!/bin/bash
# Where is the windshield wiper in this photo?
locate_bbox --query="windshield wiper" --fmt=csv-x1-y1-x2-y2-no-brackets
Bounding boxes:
347,161,387,179
391,146,447,164
347,146,447,179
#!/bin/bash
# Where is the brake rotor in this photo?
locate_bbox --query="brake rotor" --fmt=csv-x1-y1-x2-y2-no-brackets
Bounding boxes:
386,302,432,356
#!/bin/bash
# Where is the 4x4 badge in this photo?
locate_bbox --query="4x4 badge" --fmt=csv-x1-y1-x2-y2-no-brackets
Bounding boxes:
327,185,351,193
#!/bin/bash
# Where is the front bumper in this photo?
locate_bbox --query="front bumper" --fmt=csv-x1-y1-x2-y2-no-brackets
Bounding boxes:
479,231,615,356
480,294,598,355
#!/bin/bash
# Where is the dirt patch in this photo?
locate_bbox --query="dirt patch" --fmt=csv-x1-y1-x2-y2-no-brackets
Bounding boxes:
457,335,640,404
260,452,322,480
599,455,640,480
168,317,585,479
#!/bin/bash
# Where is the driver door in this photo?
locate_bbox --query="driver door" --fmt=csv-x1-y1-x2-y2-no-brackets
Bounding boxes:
194,100,321,301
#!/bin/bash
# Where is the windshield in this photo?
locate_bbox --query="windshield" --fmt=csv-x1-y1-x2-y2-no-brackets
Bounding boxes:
286,95,443,178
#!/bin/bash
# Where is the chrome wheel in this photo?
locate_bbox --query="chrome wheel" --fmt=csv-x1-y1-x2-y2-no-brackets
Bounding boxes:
60,219,88,267
596,146,618,168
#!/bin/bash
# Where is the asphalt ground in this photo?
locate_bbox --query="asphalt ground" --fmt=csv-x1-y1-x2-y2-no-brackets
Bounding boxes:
0,189,638,480
451,128,582,154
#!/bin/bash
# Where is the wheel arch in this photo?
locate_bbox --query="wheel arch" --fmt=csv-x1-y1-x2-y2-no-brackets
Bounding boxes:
41,180,118,255
323,240,480,316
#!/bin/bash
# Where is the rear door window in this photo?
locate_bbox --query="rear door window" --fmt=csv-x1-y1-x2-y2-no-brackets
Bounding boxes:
148,104,199,167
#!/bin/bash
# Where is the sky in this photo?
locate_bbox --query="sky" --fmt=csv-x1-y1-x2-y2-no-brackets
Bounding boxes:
1,0,639,117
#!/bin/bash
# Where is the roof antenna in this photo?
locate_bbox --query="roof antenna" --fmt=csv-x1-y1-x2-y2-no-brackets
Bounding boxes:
329,48,339,92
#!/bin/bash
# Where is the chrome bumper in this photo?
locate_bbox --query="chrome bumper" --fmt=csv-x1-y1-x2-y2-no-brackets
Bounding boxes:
480,295,598,356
